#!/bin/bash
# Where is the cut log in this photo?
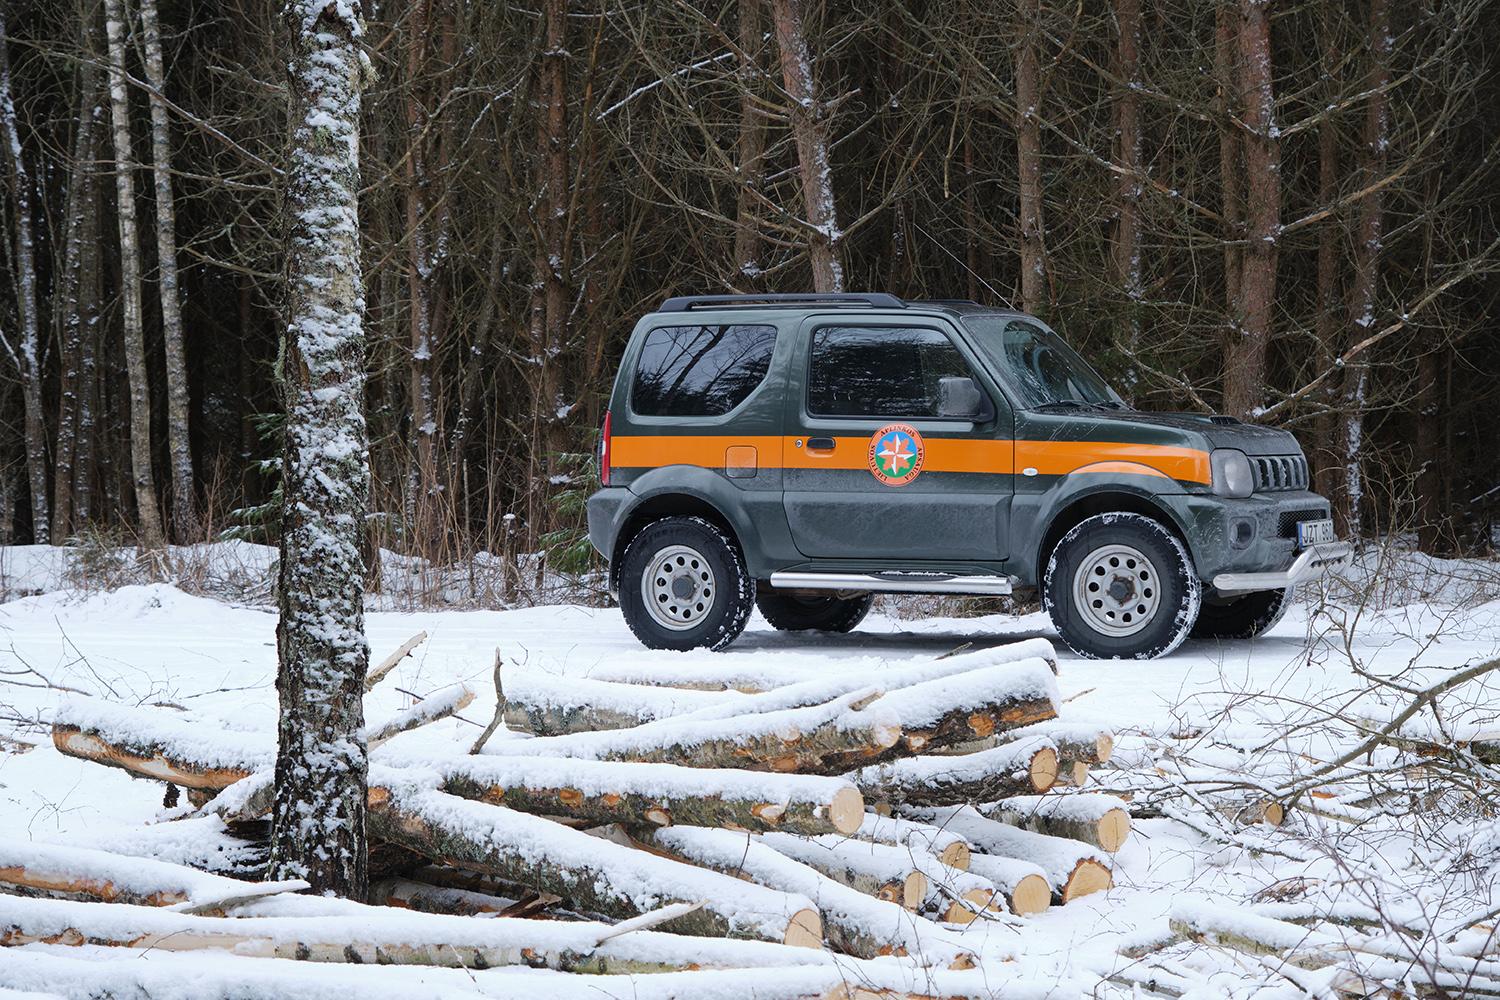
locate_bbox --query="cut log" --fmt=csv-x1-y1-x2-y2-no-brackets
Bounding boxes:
492,688,901,774
434,754,865,836
860,662,1059,762
0,839,304,909
915,864,1005,924
502,671,731,734
984,793,1132,853
642,826,972,966
906,806,1112,904
368,683,474,748
369,878,517,916
851,813,971,871
756,832,927,909
51,698,269,790
365,780,822,947
0,892,839,974
961,854,1051,917
851,735,1058,808
1006,720,1115,764
364,630,428,691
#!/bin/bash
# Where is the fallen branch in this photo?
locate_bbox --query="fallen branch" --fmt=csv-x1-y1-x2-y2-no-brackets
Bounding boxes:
368,683,474,748
364,631,428,692
51,698,268,790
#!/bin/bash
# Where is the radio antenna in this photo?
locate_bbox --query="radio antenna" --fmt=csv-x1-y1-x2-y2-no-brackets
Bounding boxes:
912,221,1016,311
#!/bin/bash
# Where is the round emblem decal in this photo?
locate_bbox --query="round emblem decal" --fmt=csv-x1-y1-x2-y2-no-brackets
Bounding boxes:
868,423,925,486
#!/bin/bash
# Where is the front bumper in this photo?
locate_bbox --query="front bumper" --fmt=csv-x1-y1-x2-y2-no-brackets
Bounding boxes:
1210,541,1352,594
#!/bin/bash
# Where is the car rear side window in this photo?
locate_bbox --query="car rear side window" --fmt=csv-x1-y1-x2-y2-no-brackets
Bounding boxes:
631,324,778,417
807,326,973,417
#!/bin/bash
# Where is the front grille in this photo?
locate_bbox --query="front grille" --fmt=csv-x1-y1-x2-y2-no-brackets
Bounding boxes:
1252,454,1309,492
1277,507,1329,537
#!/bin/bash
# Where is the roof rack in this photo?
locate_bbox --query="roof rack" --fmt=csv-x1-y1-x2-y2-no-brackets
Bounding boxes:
657,292,906,313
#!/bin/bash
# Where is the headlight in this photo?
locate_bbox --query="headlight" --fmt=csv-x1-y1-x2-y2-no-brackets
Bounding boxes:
1211,449,1254,498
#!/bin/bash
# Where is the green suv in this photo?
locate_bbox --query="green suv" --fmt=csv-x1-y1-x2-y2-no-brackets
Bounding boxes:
587,293,1348,658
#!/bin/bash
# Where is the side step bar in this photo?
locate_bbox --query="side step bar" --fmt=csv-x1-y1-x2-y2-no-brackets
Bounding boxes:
768,571,1013,596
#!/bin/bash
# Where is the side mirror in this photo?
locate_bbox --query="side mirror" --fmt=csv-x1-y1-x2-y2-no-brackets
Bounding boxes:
938,376,991,420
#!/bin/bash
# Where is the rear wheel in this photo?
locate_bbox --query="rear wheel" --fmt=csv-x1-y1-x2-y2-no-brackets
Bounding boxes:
756,591,873,633
619,516,754,651
1191,587,1292,640
1043,513,1201,660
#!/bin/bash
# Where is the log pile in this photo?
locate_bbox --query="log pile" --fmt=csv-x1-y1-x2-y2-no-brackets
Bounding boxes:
9,634,1134,993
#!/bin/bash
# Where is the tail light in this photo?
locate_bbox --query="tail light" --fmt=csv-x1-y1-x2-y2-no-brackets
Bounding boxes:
599,410,612,486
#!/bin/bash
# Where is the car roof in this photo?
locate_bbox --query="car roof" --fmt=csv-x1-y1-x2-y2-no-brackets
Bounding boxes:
648,293,1033,323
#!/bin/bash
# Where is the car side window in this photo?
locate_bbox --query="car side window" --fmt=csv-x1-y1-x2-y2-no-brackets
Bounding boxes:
807,326,974,417
631,324,778,417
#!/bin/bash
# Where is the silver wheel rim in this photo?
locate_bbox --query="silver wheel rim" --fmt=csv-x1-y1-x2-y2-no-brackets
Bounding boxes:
1072,542,1161,637
641,544,716,631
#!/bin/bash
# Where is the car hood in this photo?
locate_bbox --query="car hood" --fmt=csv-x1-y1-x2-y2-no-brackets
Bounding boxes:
1055,409,1304,457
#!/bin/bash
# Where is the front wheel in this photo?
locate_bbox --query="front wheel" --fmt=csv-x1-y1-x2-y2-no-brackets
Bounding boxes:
1043,513,1201,659
619,516,754,651
756,591,873,633
1191,587,1292,640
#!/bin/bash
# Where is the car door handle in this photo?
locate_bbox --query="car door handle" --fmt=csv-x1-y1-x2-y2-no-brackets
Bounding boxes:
807,437,836,451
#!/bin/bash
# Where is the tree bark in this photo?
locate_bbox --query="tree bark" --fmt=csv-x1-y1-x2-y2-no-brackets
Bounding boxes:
1312,12,1342,508
731,0,767,289
1221,0,1280,420
769,0,843,292
0,11,50,543
1112,0,1143,380
983,793,1132,853
270,0,371,900
1015,0,1046,315
102,0,165,549
1338,0,1391,538
51,17,102,541
138,0,199,542
1214,4,1243,363
851,736,1059,809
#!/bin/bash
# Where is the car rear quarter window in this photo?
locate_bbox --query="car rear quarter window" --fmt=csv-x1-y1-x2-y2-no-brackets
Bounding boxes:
630,324,778,417
808,326,973,417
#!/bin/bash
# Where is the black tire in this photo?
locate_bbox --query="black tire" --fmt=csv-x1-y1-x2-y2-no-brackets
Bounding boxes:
756,591,874,633
1191,587,1292,640
618,516,754,651
1043,512,1201,660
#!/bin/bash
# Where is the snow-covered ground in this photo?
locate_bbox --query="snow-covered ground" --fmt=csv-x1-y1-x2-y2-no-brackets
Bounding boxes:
2,545,1498,997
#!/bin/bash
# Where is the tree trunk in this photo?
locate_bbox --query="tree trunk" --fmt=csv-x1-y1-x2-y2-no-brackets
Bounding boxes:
138,0,198,543
851,735,1059,809
51,21,101,542
270,0,371,901
1112,0,1143,384
1214,4,1243,362
1015,0,1046,315
731,0,767,289
102,0,165,550
769,0,843,293
1221,0,1279,420
1312,15,1342,507
1338,0,1391,538
0,11,50,543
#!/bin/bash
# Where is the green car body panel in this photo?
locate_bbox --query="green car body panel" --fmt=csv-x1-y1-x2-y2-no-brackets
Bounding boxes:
587,297,1338,617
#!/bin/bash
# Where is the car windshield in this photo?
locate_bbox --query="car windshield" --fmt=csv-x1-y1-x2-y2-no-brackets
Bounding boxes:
961,314,1123,409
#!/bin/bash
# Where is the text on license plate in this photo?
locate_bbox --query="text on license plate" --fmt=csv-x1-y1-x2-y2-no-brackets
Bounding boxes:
1296,519,1336,548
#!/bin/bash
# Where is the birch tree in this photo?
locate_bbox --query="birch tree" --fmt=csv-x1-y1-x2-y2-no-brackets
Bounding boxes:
0,9,48,543
269,0,371,899
139,0,200,542
102,0,165,550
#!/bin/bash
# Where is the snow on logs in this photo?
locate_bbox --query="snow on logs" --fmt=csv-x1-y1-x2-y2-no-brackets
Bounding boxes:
432,755,867,836
364,780,824,947
908,805,1113,905
641,826,974,966
851,813,972,871
851,735,1059,808
983,793,1131,854
50,697,269,790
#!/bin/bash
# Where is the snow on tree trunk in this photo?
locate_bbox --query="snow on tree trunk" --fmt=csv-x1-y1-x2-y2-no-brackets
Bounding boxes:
1015,0,1047,316
139,0,199,543
0,10,50,544
102,0,165,550
731,0,767,289
769,0,843,293
1112,0,1143,384
1221,0,1280,420
1339,0,1391,538
51,39,102,542
269,0,372,901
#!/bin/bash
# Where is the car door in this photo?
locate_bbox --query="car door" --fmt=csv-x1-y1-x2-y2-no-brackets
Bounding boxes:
780,316,1014,562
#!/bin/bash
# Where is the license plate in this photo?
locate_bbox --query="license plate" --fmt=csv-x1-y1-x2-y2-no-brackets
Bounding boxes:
1296,519,1336,548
